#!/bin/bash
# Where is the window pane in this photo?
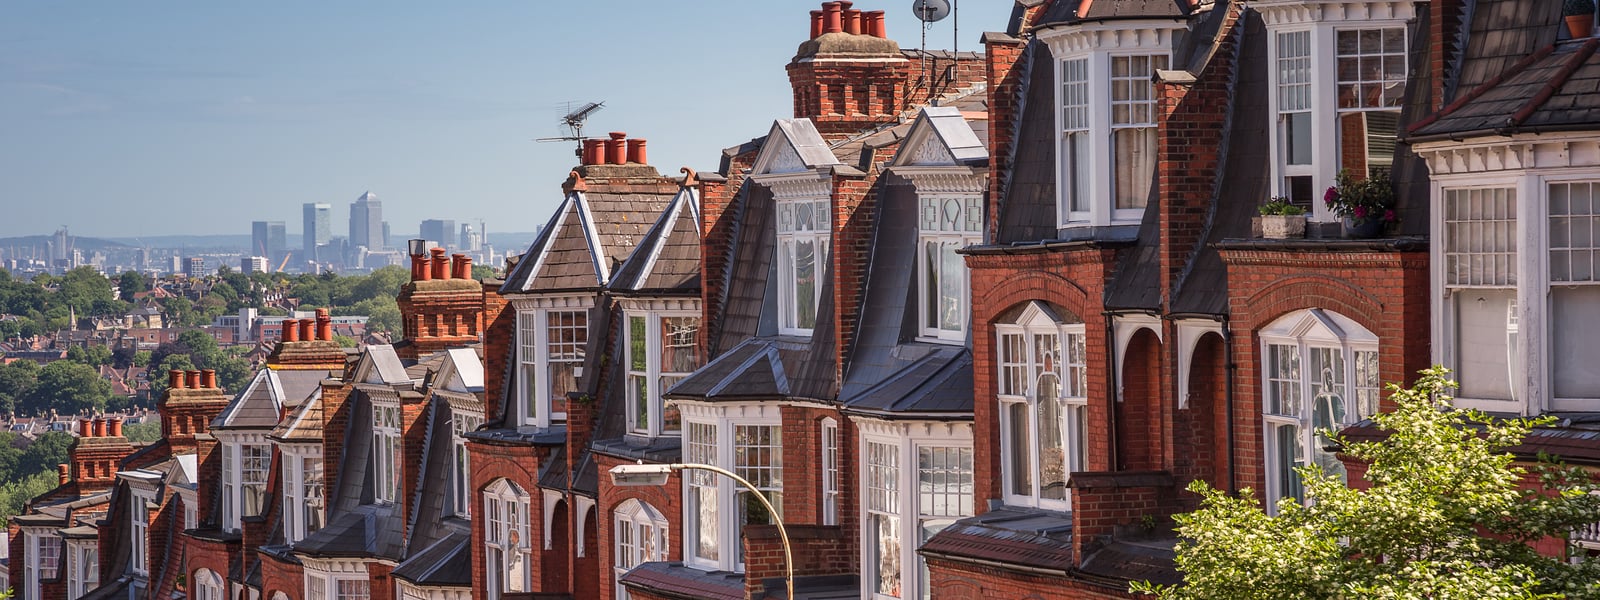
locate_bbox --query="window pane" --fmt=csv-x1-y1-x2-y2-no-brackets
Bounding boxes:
1274,423,1304,506
1113,127,1156,209
628,316,647,370
1454,289,1517,400
1006,402,1032,497
1553,286,1600,399
630,374,649,433
918,447,974,518
939,241,964,331
796,239,817,329
660,376,682,433
874,515,902,597
1036,374,1067,501
1267,344,1302,417
661,317,700,373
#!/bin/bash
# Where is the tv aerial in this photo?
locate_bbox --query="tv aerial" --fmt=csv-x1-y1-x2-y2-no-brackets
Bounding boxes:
910,0,957,101
912,0,950,22
536,101,605,155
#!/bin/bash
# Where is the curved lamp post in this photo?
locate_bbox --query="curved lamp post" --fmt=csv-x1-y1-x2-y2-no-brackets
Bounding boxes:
608,462,793,600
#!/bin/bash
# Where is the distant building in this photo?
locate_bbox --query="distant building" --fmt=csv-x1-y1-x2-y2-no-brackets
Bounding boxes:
185,257,206,279
419,219,455,249
251,221,286,263
302,202,331,262
168,256,184,275
350,191,383,250
459,223,482,252
242,256,269,274
381,221,391,250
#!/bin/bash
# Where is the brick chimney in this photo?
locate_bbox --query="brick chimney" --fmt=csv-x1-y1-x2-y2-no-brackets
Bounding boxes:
159,368,231,455
68,414,137,495
788,1,910,140
395,240,486,361
267,310,348,370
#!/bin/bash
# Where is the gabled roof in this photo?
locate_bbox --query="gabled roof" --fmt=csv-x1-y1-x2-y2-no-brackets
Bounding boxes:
391,531,472,587
293,505,405,560
890,106,989,168
211,369,285,430
167,454,198,488
353,345,411,386
749,119,841,176
665,338,792,401
609,185,702,295
1411,37,1600,140
841,346,973,417
501,188,674,294
439,348,484,394
269,393,323,443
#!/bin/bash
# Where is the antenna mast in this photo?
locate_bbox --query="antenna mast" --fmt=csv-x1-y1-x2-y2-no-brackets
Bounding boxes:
536,101,606,156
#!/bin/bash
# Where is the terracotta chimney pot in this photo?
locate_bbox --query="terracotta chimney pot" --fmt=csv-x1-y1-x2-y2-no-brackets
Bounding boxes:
299,318,315,342
844,9,861,34
186,370,202,389
451,254,469,280
583,139,604,165
169,369,185,390
430,247,450,280
92,417,105,437
108,418,123,438
606,132,627,165
58,464,69,485
316,308,333,341
416,254,432,281
80,418,93,437
823,2,843,33
867,11,886,37
811,10,824,38
283,319,301,342
627,139,648,165
202,369,217,389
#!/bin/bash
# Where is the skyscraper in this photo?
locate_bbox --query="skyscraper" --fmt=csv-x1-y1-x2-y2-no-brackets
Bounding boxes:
350,191,383,250
419,219,456,249
252,221,286,263
303,203,331,260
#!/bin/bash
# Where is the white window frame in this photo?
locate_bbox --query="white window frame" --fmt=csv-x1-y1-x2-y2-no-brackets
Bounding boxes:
624,308,701,437
613,499,669,600
372,400,402,505
193,569,224,600
916,195,982,341
1259,308,1380,514
450,410,483,518
996,302,1088,511
514,304,590,428
301,560,376,600
775,195,831,336
24,528,61,600
217,433,271,532
129,488,154,576
1108,53,1168,218
678,403,783,573
1332,26,1407,182
821,418,840,526
483,479,532,598
1043,22,1180,229
856,421,975,600
66,539,96,599
1259,4,1416,219
282,445,325,543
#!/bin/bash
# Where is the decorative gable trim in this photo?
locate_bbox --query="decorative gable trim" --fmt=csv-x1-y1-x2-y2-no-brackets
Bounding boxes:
1251,0,1415,26
1037,20,1185,56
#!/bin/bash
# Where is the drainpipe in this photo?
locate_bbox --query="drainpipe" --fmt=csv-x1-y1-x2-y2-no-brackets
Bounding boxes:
1104,313,1120,472
1221,314,1238,494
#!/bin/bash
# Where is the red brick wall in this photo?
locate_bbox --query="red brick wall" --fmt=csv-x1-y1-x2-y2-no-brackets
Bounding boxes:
398,390,428,540
701,156,753,359
830,174,874,384
594,453,685,600
984,36,1026,242
1171,332,1227,500
319,381,353,510
1116,330,1164,472
1220,247,1431,499
258,552,305,600
925,557,1136,599
183,536,238,600
481,280,513,421
742,524,856,599
467,440,552,600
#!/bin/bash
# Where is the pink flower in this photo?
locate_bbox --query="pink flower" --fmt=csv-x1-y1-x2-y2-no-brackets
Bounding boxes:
1354,206,1367,219
1324,187,1339,206
1384,209,1397,222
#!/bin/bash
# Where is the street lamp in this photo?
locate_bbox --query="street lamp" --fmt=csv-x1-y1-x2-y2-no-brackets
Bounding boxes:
608,462,794,600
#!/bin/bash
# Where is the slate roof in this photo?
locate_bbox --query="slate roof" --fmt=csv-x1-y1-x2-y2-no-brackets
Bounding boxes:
269,393,323,443
391,531,472,587
213,368,325,430
994,41,1061,244
357,345,411,385
501,188,675,294
665,338,792,401
753,120,841,174
608,186,702,295
619,562,745,600
841,346,973,417
918,506,1076,572
890,106,988,167
292,504,405,560
1448,0,1562,98
1036,0,1189,27
1411,37,1600,140
708,183,774,357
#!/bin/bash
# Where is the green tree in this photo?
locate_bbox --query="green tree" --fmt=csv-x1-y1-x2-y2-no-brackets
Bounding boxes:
471,264,496,280
0,471,61,523
65,344,112,366
1134,367,1600,600
18,432,74,476
21,361,113,415
148,353,196,399
0,360,40,415
332,334,358,348
132,350,151,368
118,270,147,302
120,419,161,443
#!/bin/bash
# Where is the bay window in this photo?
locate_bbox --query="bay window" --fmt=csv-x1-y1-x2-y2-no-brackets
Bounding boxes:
1259,309,1379,512
484,479,532,598
68,542,96,599
1548,182,1600,402
516,306,588,427
1335,27,1405,180
1443,187,1520,403
776,195,830,334
626,311,700,436
918,196,982,340
193,569,223,600
1276,30,1315,209
856,423,975,600
866,442,901,598
1059,57,1091,220
613,499,668,600
25,530,60,599
680,408,783,573
450,411,482,517
283,448,325,543
997,302,1088,510
373,401,402,504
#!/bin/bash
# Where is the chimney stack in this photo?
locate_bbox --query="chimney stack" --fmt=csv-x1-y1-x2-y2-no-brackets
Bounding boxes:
823,2,843,33
283,319,301,342
108,418,123,438
430,247,450,280
202,369,217,389
58,464,69,485
606,132,628,165
299,318,315,343
627,139,648,164
186,370,202,390
169,369,185,390
316,308,333,341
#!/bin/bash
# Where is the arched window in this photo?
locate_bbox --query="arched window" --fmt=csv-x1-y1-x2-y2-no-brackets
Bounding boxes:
193,569,224,600
613,499,668,600
996,301,1088,510
483,479,531,598
1260,309,1380,512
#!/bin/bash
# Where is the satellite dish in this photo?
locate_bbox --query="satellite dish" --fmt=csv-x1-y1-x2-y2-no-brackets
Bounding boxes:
912,0,950,22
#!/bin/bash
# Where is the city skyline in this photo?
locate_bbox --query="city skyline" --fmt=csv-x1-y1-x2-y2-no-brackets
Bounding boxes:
0,2,1006,238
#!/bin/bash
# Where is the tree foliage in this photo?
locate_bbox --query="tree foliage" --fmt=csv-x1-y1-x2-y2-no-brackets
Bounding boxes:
120,419,161,443
20,361,113,416
1134,367,1600,600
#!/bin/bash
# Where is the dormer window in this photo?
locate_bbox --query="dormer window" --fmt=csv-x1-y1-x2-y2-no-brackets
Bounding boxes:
626,310,700,437
372,401,401,504
919,197,982,340
220,440,269,531
1260,1,1414,214
515,305,588,427
1046,20,1178,227
283,447,325,543
449,411,483,517
776,196,830,335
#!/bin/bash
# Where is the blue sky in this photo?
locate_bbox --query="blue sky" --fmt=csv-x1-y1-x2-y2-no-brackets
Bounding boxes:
0,1,1012,239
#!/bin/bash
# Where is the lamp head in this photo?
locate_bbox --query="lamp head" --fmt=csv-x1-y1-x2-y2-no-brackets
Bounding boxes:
608,463,675,487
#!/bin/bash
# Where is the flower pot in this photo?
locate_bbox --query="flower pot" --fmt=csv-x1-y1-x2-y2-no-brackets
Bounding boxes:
1342,217,1385,239
1568,14,1595,38
1261,215,1306,239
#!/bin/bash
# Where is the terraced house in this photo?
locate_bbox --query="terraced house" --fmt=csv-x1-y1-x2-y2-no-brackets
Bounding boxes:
10,1,1600,599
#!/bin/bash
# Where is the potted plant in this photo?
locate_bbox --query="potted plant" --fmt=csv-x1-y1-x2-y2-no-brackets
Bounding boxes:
1567,0,1595,38
1325,169,1398,238
1258,197,1307,239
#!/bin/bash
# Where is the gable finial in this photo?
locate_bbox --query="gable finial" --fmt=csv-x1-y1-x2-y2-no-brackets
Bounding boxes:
563,169,588,193
679,166,698,189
